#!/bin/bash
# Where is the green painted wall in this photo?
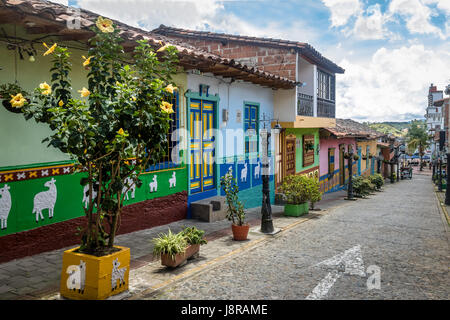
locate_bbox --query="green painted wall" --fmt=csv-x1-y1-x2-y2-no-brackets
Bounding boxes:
0,24,190,237
0,24,90,167
285,128,320,173
0,167,187,237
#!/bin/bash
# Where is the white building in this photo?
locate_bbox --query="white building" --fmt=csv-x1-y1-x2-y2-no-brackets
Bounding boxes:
425,84,444,159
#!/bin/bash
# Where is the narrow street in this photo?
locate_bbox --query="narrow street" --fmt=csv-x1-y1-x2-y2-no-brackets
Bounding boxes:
135,174,449,300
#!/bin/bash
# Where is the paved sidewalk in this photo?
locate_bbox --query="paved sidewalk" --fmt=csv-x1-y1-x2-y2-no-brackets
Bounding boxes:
0,190,348,300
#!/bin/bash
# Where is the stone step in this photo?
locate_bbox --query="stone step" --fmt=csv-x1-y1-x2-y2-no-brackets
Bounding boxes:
191,196,227,222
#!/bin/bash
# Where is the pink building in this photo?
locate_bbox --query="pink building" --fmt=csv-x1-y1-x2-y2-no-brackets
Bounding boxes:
318,119,382,194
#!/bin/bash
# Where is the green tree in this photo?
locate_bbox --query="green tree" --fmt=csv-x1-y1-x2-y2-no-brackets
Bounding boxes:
21,17,179,255
406,120,430,171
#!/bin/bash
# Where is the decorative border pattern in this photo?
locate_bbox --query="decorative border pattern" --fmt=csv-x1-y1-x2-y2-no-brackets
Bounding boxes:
0,164,75,183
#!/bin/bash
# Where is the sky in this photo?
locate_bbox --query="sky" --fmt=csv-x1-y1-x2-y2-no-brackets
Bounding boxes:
52,0,450,123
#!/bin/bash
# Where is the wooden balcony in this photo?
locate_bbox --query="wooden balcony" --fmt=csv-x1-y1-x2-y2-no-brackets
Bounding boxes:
317,98,336,118
297,93,314,117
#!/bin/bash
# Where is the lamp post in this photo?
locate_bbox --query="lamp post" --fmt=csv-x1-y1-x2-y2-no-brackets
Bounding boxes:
438,153,443,191
395,147,400,182
345,147,355,201
258,114,281,234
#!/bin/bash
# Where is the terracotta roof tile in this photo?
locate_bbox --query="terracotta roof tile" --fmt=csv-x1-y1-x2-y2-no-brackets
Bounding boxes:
153,25,345,74
0,0,297,89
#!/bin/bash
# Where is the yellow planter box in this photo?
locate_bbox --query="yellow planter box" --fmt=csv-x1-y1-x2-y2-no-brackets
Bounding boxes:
60,245,130,300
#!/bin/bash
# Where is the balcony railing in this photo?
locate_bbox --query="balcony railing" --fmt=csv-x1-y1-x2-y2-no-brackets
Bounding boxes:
297,93,314,117
317,98,336,118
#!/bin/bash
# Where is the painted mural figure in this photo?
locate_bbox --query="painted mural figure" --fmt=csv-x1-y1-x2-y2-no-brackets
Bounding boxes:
169,171,176,188
149,175,158,193
254,161,261,179
122,177,136,201
111,258,127,291
82,184,98,209
0,184,12,230
32,178,57,223
241,163,248,182
66,260,86,293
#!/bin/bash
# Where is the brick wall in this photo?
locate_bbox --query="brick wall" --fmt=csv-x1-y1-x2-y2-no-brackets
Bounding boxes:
168,36,297,81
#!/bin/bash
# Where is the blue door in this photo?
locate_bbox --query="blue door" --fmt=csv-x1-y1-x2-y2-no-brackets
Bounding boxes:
189,99,216,194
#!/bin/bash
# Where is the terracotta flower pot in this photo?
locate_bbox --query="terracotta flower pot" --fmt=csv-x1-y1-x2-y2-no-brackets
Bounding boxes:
231,223,250,241
160,244,200,268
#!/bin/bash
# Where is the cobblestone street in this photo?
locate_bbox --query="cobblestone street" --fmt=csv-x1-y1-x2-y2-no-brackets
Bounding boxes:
134,174,449,300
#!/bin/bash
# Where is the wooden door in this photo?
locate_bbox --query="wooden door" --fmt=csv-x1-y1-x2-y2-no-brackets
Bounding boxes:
286,136,296,177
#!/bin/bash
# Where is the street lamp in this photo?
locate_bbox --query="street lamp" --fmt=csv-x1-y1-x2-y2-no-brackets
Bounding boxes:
345,146,356,201
258,114,281,234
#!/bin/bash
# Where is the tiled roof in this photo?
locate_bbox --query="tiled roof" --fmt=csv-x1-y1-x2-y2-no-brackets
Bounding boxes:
322,119,385,139
0,0,297,89
153,25,345,74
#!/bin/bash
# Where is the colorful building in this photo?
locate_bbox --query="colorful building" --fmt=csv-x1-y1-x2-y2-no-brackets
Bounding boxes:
319,119,385,194
0,0,296,262
153,25,345,189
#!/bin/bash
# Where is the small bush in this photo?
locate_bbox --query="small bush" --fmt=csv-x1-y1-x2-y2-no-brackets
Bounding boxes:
180,226,207,245
279,174,310,205
368,174,384,190
352,176,374,198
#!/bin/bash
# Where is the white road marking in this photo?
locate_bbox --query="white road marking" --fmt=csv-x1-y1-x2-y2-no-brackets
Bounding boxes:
306,245,366,300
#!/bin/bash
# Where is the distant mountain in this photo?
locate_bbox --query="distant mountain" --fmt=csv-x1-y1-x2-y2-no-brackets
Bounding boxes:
364,121,419,137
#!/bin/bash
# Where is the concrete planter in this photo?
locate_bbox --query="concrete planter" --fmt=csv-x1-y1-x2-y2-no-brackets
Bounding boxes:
284,203,309,217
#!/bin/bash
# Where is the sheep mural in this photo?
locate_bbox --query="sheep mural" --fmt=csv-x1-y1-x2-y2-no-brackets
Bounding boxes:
111,258,127,291
122,177,136,201
0,184,12,230
32,178,57,223
82,184,98,209
169,171,176,188
241,163,248,182
149,175,158,193
254,161,261,179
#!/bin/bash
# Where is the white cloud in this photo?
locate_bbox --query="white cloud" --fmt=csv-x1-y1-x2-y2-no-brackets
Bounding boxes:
321,0,362,27
388,0,446,39
76,0,224,30
336,44,450,122
352,4,392,40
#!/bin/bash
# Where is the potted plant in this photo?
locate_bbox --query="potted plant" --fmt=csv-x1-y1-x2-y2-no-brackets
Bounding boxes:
368,174,384,191
20,17,179,300
0,83,29,113
220,167,249,241
307,177,322,211
353,154,360,161
352,176,374,198
152,229,189,268
279,174,310,217
179,226,208,260
343,152,351,159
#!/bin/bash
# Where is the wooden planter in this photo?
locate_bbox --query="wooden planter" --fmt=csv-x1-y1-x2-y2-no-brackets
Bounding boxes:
60,245,130,300
284,202,309,217
160,244,200,268
231,223,250,241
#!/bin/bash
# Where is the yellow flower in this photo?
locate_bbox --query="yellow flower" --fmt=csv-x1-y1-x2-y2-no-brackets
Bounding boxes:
78,87,90,98
157,43,172,53
165,84,177,94
96,16,114,33
39,82,52,95
160,101,174,114
58,100,64,107
130,96,137,101
9,93,26,108
82,55,93,67
43,42,57,56
117,128,125,136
